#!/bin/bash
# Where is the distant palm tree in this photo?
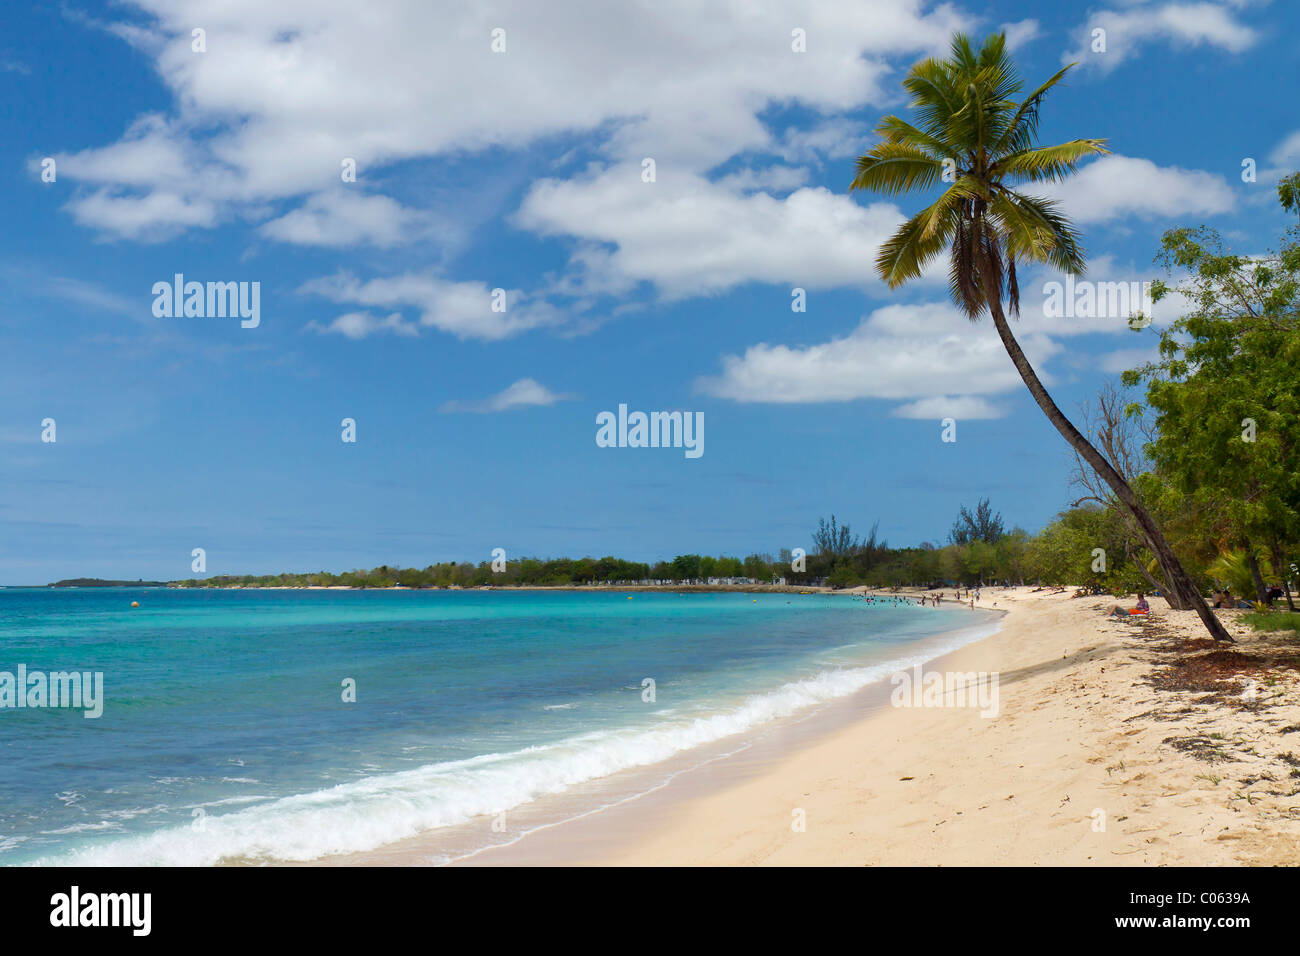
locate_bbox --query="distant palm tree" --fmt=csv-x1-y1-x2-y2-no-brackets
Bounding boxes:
850,32,1232,643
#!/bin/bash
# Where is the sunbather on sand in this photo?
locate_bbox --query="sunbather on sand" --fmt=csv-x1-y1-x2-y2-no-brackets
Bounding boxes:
1107,592,1149,617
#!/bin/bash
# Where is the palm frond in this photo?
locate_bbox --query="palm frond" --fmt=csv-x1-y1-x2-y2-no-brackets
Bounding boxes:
991,64,1074,157
902,59,964,143
994,139,1109,184
918,177,983,241
850,142,945,196
995,190,1087,274
877,205,958,288
874,115,959,161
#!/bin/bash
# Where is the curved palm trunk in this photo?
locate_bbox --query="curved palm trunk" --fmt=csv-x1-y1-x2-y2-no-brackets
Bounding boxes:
979,269,1234,643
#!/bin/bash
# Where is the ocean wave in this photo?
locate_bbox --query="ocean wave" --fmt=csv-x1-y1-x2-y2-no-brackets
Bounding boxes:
33,618,1001,867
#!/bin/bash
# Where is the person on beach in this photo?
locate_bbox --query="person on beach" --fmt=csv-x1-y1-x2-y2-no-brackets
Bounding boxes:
1107,593,1149,618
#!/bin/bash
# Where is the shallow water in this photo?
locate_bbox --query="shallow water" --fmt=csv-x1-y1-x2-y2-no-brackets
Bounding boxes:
0,586,983,865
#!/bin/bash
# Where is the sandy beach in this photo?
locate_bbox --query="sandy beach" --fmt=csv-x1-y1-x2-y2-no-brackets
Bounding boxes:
415,586,1300,867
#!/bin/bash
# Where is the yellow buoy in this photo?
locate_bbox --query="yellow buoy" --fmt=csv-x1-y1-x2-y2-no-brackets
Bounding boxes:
130,601,140,608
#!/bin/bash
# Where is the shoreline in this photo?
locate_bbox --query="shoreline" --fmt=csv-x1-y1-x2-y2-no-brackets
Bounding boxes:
297,597,1004,867
313,586,1300,866
165,583,849,593
574,587,1300,866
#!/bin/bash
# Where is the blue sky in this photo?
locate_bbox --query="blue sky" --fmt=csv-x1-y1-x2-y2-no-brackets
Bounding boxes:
2,0,1298,584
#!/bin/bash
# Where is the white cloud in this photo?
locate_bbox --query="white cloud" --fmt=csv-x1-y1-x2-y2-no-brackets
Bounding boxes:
515,154,1228,305
516,164,916,300
1064,2,1258,71
714,165,810,193
439,378,575,413
261,191,443,248
1096,345,1161,374
1037,155,1234,224
67,189,217,241
42,114,194,187
694,277,1191,416
304,311,419,340
1236,129,1300,203
1001,19,1040,52
299,273,560,341
892,396,1005,419
1269,130,1300,167
775,118,873,164
696,301,1062,411
51,0,967,240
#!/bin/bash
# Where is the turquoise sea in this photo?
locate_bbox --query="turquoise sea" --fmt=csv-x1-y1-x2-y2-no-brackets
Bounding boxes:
0,587,995,865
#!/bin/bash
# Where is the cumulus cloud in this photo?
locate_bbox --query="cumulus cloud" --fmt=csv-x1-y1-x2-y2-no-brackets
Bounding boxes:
1063,2,1258,71
67,189,217,241
1035,155,1234,224
304,311,419,340
299,273,560,341
696,302,1062,412
50,0,967,240
439,378,575,413
1270,130,1300,168
892,396,1005,419
774,118,874,164
516,153,1230,304
261,191,445,248
1000,19,1040,51
693,249,1203,415
516,164,919,300
1096,345,1162,375
714,165,810,194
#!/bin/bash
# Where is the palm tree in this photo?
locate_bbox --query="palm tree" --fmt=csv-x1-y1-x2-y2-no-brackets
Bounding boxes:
850,32,1233,643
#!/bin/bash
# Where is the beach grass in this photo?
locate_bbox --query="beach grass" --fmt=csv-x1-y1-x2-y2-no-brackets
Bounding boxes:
1244,609,1300,635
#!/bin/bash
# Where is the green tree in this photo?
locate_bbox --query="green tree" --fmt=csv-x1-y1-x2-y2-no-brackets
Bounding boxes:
850,32,1231,642
743,554,771,580
671,554,702,581
949,498,1005,545
1126,213,1300,609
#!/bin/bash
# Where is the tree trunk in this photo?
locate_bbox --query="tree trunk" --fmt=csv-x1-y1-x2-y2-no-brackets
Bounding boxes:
1125,518,1191,608
1245,545,1269,607
979,265,1234,643
1271,540,1297,612
1125,540,1168,597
